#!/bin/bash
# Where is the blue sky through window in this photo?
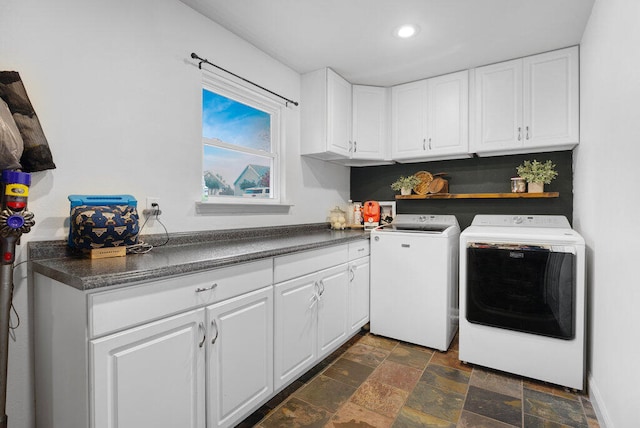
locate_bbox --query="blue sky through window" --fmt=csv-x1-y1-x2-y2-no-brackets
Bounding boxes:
202,89,271,151
202,89,273,197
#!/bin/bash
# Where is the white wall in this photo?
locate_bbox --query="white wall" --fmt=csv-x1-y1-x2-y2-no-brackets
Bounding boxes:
0,1,349,426
575,0,640,426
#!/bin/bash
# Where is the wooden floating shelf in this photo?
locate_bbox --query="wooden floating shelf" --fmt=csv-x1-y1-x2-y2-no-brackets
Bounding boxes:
395,192,559,200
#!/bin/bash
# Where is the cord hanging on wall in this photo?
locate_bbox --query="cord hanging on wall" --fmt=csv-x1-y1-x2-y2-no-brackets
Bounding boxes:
190,52,299,107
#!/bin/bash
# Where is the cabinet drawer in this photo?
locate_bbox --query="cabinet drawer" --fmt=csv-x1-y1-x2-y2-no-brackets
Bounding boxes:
274,244,348,283
348,240,370,260
88,258,273,338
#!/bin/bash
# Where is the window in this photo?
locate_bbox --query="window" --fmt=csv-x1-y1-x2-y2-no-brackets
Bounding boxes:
201,73,282,204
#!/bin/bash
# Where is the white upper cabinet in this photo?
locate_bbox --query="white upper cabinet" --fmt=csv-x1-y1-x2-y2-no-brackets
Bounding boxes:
302,68,392,166
473,59,523,151
427,71,470,158
327,69,353,156
473,46,579,155
391,79,427,159
301,68,352,160
350,85,391,163
391,70,470,162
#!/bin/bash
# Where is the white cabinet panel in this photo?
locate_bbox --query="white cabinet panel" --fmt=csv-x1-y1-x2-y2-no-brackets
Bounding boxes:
274,244,348,284
206,287,273,428
391,80,427,159
352,85,389,160
348,256,370,334
91,309,205,428
348,240,370,260
317,266,350,358
428,70,470,157
474,59,523,151
524,47,579,147
327,69,353,156
274,274,318,389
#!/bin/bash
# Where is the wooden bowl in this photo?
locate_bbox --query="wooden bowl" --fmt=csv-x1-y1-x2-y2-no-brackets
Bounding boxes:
413,171,433,195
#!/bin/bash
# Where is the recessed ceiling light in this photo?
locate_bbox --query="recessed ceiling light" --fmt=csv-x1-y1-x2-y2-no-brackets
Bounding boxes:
395,24,419,39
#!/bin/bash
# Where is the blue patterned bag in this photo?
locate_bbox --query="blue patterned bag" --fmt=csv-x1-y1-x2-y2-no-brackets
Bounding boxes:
68,195,139,250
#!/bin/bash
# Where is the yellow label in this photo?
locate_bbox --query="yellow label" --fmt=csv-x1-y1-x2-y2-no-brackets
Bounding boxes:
6,184,29,197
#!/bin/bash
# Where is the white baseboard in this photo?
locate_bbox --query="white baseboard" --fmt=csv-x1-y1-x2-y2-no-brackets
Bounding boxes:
588,373,613,428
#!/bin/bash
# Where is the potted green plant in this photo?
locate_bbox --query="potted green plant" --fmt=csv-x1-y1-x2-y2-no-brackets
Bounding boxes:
391,175,420,196
516,160,558,193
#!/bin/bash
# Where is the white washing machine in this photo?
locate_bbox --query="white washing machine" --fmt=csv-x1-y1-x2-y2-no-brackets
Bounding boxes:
370,214,459,351
459,215,586,390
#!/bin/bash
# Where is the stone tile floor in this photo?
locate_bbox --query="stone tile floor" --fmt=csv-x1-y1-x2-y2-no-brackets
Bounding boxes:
238,330,599,428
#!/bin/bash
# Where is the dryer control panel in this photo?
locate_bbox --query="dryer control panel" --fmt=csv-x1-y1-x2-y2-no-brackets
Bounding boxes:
471,215,570,228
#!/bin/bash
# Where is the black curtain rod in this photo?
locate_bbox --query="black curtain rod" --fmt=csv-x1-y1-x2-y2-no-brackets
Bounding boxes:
190,52,299,107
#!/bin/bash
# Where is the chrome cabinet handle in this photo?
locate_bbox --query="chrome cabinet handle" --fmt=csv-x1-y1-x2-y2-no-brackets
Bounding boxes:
318,279,325,296
348,141,353,153
195,283,217,293
526,126,530,140
308,290,318,309
210,319,219,345
422,138,426,150
349,266,355,282
198,322,206,348
428,137,432,150
518,127,522,141
353,141,357,153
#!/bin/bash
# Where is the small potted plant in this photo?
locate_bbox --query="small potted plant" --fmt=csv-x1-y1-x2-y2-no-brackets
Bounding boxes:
516,160,558,193
391,175,420,196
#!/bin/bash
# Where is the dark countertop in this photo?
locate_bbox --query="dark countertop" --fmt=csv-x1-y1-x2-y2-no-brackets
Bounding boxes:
29,223,368,291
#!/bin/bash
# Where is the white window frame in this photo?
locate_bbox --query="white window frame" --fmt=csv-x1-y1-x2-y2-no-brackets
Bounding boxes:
200,71,287,209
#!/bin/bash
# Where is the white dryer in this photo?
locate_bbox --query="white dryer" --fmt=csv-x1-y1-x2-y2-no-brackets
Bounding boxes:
459,215,586,390
370,214,459,351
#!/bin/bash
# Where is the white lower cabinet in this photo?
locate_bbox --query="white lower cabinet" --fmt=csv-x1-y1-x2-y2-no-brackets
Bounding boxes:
206,286,273,428
91,309,206,428
316,265,350,358
274,264,349,390
91,286,274,428
348,256,370,334
34,242,370,428
273,272,319,389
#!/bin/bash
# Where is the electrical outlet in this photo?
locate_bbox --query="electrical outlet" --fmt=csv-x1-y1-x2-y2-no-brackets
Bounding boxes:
146,197,160,210
143,197,161,217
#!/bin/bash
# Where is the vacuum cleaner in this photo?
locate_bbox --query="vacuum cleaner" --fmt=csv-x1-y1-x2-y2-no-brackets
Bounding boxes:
0,170,34,428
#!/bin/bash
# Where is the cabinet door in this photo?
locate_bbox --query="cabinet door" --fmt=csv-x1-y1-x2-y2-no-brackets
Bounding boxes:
348,257,370,334
428,70,469,156
474,58,523,152
206,287,273,428
317,264,350,358
352,85,388,160
391,80,428,159
523,46,579,148
91,309,205,428
327,68,352,157
274,274,318,390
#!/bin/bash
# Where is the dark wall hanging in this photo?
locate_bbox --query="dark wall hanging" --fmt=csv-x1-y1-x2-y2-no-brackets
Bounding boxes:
0,71,56,172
